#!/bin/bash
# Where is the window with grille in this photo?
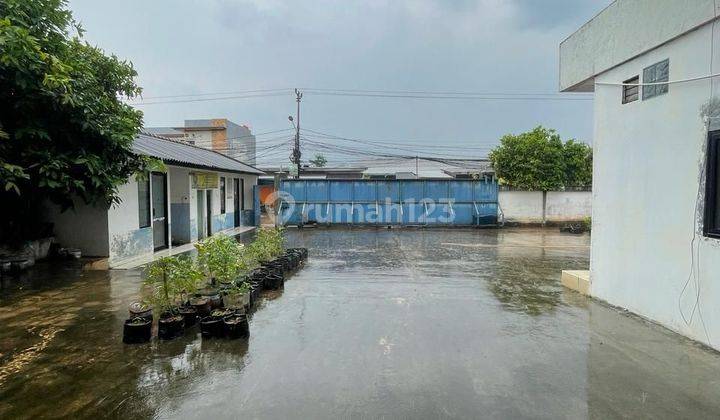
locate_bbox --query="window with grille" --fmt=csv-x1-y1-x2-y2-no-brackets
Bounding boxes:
642,59,669,100
705,131,720,238
622,76,639,104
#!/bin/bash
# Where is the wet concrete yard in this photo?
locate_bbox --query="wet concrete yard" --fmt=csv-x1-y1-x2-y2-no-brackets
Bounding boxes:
1,228,720,418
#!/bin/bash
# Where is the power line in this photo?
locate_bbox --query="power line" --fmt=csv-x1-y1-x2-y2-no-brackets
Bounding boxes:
301,129,496,152
300,128,497,153
300,138,487,162
300,87,593,96
138,88,292,100
128,91,290,105
127,87,593,105
303,91,593,101
301,136,489,160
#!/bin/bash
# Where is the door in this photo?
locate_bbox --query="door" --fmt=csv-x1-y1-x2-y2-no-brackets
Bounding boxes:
151,172,168,250
206,190,213,236
233,178,241,227
196,190,206,239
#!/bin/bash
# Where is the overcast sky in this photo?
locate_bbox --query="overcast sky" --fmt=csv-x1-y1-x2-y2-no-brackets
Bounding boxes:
69,0,606,165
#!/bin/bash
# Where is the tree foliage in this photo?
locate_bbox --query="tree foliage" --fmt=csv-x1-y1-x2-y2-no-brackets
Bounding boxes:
0,0,147,241
309,153,327,167
488,126,592,190
562,139,593,188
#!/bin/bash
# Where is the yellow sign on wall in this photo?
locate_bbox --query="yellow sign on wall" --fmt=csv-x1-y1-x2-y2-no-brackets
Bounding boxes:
192,172,219,189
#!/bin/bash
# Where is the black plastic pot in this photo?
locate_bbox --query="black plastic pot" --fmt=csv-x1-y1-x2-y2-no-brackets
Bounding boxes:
284,251,301,270
249,284,262,307
190,297,212,316
128,302,153,322
158,314,185,340
198,288,223,309
200,316,225,338
223,314,249,339
263,271,284,290
287,247,308,261
178,306,198,327
123,317,152,344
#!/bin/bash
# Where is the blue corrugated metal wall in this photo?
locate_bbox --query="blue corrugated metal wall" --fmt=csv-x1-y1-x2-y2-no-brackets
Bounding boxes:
279,179,498,226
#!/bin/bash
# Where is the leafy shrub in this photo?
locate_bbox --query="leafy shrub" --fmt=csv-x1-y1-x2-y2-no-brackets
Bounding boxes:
144,256,202,313
489,126,592,190
247,228,285,263
195,234,248,284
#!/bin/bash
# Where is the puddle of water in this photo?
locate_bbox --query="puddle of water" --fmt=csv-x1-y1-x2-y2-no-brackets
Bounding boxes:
0,228,718,419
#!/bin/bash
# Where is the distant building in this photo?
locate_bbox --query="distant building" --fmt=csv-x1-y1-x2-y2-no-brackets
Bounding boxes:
259,166,368,181
259,160,494,181
147,118,256,165
560,0,720,350
362,159,494,180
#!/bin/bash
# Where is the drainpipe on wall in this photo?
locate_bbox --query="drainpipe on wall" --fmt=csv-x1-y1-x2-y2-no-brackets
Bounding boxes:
542,190,547,226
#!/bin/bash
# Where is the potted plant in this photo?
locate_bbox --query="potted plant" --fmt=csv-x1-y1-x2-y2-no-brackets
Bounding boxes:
195,234,245,285
189,296,212,317
128,301,153,322
200,308,234,339
247,228,286,290
222,281,251,310
223,313,249,339
170,255,204,327
247,227,285,265
123,316,152,344
144,257,185,340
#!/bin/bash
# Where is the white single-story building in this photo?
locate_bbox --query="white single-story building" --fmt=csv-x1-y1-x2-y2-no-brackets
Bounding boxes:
43,132,263,267
560,0,720,349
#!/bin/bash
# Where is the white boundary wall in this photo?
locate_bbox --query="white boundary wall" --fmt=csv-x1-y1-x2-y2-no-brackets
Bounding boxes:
498,190,591,224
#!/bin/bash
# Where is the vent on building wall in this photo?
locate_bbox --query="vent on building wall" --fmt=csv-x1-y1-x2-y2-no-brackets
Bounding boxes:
622,75,639,104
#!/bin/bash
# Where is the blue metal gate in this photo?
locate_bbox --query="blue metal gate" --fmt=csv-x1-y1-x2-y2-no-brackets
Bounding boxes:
278,179,498,226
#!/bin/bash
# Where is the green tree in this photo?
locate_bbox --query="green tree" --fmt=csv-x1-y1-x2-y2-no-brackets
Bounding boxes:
0,0,148,242
489,126,592,190
563,140,593,188
309,153,327,167
489,126,566,191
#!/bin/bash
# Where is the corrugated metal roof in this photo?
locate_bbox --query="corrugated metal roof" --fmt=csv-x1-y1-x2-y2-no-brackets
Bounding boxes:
133,133,263,175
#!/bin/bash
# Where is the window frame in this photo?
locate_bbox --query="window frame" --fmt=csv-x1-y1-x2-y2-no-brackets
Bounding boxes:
642,59,669,100
704,131,720,238
138,175,151,228
622,75,639,104
220,176,226,214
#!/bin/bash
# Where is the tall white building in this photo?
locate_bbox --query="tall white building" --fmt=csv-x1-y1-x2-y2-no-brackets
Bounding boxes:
560,0,720,350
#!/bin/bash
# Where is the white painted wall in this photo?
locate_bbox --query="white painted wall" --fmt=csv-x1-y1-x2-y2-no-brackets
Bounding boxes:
591,21,720,350
42,197,109,257
546,191,593,222
499,191,544,223
187,171,258,234
560,0,719,91
108,176,140,237
498,190,591,223
106,175,154,263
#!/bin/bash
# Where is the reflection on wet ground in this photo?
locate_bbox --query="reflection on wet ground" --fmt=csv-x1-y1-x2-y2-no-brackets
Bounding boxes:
0,228,719,419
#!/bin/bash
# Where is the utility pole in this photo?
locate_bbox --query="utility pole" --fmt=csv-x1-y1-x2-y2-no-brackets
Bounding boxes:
291,88,303,179
415,155,419,179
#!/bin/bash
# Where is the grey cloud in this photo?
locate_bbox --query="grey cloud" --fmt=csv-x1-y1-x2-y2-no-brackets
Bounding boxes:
69,0,603,165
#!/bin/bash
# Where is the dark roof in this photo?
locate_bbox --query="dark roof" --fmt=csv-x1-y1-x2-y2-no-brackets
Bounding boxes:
133,132,263,175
